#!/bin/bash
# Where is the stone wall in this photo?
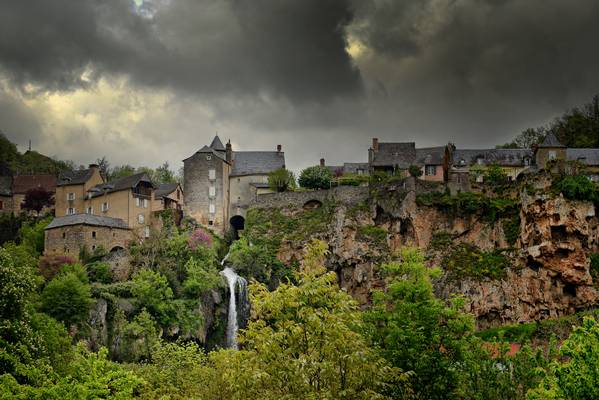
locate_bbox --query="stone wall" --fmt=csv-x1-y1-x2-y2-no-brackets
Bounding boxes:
250,186,370,210
45,224,133,260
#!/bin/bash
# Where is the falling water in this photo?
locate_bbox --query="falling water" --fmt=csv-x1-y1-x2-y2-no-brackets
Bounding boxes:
220,266,247,349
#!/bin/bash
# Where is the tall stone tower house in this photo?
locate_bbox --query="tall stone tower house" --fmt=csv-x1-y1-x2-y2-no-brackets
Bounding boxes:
183,135,285,234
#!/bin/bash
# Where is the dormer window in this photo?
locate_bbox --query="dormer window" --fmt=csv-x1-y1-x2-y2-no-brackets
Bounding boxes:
67,192,75,201
206,155,212,161
101,202,109,212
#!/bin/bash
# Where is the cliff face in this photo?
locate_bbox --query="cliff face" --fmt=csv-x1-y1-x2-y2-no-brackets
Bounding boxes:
257,179,599,329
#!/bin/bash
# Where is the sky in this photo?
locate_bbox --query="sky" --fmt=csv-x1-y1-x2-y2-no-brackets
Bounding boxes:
1,0,599,173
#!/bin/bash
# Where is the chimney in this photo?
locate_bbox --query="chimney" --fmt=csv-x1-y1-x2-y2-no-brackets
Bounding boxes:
277,144,282,152
226,140,233,163
320,158,325,167
88,163,99,171
372,138,379,152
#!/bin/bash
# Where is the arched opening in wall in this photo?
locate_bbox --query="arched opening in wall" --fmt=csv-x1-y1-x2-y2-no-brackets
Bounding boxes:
230,215,245,240
303,199,323,210
110,246,124,253
563,283,577,297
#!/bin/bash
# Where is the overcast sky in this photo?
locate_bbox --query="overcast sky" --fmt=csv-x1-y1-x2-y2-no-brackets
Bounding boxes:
1,0,599,173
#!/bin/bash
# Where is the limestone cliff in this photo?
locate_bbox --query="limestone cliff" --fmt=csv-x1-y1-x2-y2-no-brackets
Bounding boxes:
248,177,599,329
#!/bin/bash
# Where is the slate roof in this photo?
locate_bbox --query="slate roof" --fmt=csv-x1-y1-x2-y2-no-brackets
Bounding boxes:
415,147,446,165
342,163,369,174
230,151,286,176
567,148,599,166
539,133,565,148
184,145,228,162
326,165,344,175
12,174,57,194
0,176,12,196
58,168,94,186
45,214,129,230
210,135,226,151
371,142,417,168
88,172,154,198
155,183,180,199
452,149,533,167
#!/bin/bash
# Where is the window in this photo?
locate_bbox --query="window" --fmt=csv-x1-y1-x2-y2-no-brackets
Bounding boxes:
101,202,109,212
357,169,364,176
209,186,216,197
548,151,557,160
136,197,141,207
524,157,531,166
143,199,148,208
62,232,66,239
209,202,216,214
86,206,93,214
208,220,214,226
144,226,150,238
67,192,75,201
206,155,212,161
92,245,96,251
425,165,437,176
138,214,145,224
177,190,180,200
92,231,96,239
67,207,75,215
477,157,484,165
208,169,216,180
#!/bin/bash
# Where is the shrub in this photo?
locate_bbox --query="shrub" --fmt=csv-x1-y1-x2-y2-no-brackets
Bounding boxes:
40,272,93,327
182,257,221,298
188,228,213,251
442,243,511,280
19,215,53,255
298,166,332,190
38,254,76,281
21,187,54,213
554,174,599,203
226,237,277,283
408,164,422,177
131,269,175,328
268,168,295,192
87,262,112,284
335,173,369,186
484,164,508,187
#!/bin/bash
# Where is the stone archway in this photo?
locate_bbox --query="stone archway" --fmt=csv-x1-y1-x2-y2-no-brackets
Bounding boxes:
303,199,323,210
230,215,245,240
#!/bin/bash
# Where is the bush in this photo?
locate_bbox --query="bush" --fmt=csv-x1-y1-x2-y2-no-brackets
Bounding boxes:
227,237,277,284
131,269,175,328
40,272,93,327
268,168,296,192
554,174,599,203
335,173,369,186
442,243,511,280
86,262,112,284
188,228,213,251
182,257,221,298
298,166,332,190
19,215,53,255
409,164,422,177
484,164,509,187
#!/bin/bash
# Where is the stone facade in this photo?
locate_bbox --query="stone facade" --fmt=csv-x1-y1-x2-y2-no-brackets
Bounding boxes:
45,223,132,260
229,174,269,218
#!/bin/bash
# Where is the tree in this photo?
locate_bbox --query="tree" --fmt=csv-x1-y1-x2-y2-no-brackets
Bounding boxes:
484,164,508,187
40,272,93,328
499,128,546,149
268,168,295,192
232,239,407,399
527,317,599,400
155,161,176,184
227,237,276,284
95,156,110,179
130,269,175,328
408,165,423,177
365,248,475,399
298,165,332,190
21,187,54,213
108,164,136,181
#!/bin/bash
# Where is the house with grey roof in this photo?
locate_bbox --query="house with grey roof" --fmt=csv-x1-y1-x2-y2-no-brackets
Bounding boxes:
319,158,369,177
183,135,285,235
368,138,450,181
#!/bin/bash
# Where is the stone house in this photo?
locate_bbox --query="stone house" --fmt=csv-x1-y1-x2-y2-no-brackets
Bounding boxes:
320,159,369,177
567,148,599,182
183,135,285,235
368,138,449,181
534,133,567,168
153,182,184,211
450,148,534,184
46,169,158,258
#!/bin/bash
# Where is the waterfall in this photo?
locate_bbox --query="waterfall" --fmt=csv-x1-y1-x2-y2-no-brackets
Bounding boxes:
220,266,247,350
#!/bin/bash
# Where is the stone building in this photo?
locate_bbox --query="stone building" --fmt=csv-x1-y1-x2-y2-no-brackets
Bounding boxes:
46,170,158,258
153,182,184,211
183,135,285,235
44,214,132,258
450,148,534,182
534,133,567,168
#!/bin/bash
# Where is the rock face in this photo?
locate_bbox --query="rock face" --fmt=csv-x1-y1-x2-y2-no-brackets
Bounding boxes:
269,178,599,329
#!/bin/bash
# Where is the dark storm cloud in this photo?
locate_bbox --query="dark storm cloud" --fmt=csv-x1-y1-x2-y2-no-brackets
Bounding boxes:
0,0,361,102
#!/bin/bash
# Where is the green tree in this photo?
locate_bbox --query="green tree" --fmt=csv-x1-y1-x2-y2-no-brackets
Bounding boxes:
527,317,599,400
226,237,276,284
130,269,175,328
499,128,546,149
268,168,295,192
234,239,407,399
365,248,475,399
182,257,221,298
484,164,508,187
19,215,53,256
154,162,177,184
298,165,332,190
40,272,93,328
408,165,423,177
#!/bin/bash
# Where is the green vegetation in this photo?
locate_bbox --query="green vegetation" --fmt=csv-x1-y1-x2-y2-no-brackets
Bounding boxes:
267,167,296,192
357,225,388,247
408,164,422,177
298,165,333,189
0,132,74,174
553,174,599,203
40,270,93,327
442,243,511,280
334,173,370,186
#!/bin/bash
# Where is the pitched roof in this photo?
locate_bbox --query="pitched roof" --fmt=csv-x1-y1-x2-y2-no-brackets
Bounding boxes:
57,168,94,186
210,135,226,151
230,151,286,176
155,183,180,199
452,149,533,167
0,176,12,196
88,172,154,198
371,142,417,168
183,145,228,163
12,174,57,194
342,163,369,174
539,133,565,148
567,148,599,166
45,214,129,230
415,147,446,165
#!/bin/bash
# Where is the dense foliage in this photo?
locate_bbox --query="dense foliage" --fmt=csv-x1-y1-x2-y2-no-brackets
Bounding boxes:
267,167,295,192
553,174,599,203
298,165,333,189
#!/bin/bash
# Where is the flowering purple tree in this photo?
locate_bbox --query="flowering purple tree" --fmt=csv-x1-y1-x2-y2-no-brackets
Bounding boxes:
188,228,213,251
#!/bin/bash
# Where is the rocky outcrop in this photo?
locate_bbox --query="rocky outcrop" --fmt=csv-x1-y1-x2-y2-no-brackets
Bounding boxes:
269,178,599,329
